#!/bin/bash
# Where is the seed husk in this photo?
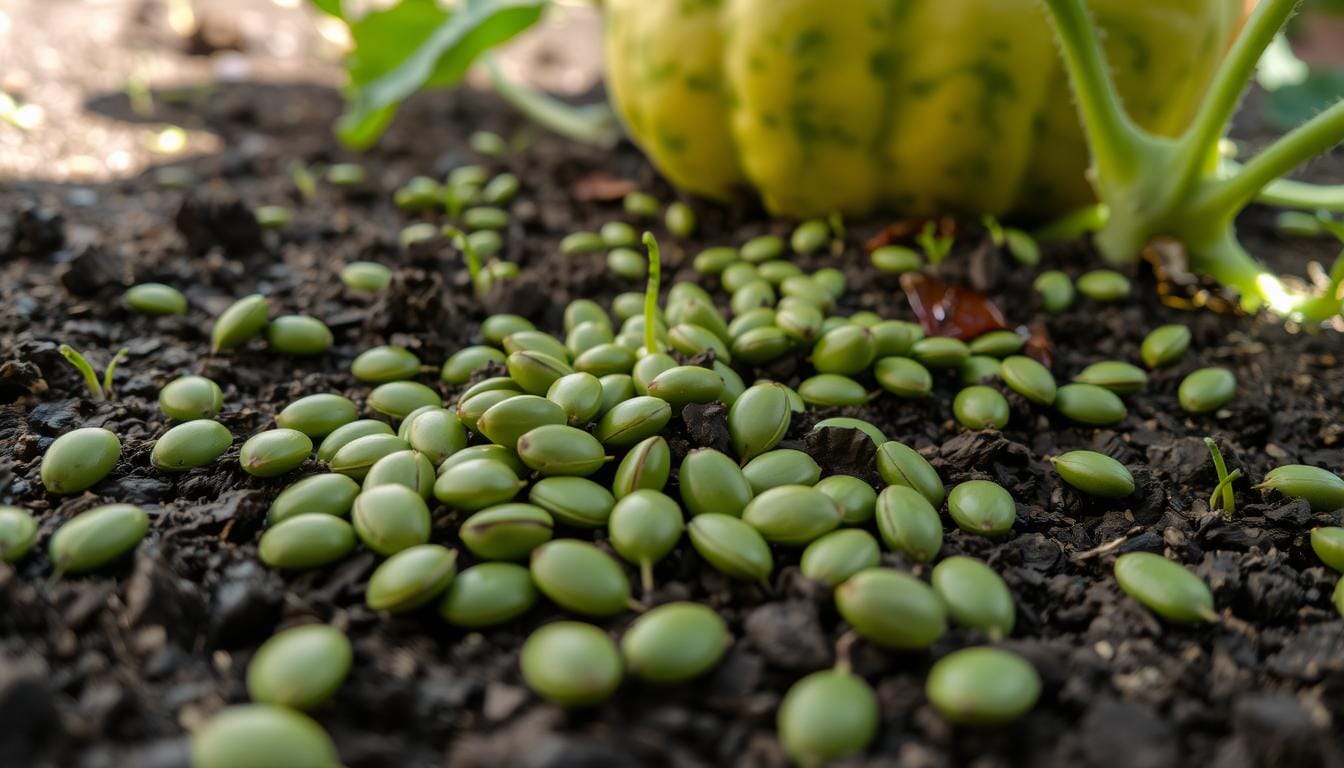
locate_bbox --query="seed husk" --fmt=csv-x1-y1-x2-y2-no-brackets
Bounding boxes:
594,395,672,447
478,394,567,449
276,394,358,438
124,282,187,315
778,669,877,767
968,330,1025,358
440,562,538,627
401,408,467,466
800,528,880,587
1054,383,1127,426
1000,355,1057,405
798,374,869,407
0,507,38,563
622,602,728,683
40,427,121,495
268,473,360,525
48,503,148,573
341,261,391,292
1260,465,1344,511
159,375,223,421
875,484,943,563
875,356,933,399
931,556,1015,638
926,647,1041,725
267,315,332,356
190,704,338,768
151,420,232,472
742,449,822,494
1113,551,1217,623
741,485,842,546
438,444,525,475
521,621,623,706
731,325,794,364
1051,450,1135,498
960,355,1002,385
441,345,507,384
246,624,352,710
239,429,312,478
1073,360,1149,394
352,346,422,383
912,336,970,368
259,513,356,570
366,544,458,613
609,490,684,588
547,372,605,425
518,424,609,476
363,450,436,498
646,365,724,410
507,350,575,394
1178,367,1237,413
728,383,792,462
211,293,270,352
433,458,523,511
679,448,754,517
351,485,431,556
1311,527,1344,572
1076,269,1131,301
460,503,553,560
329,434,411,480
503,330,570,361
530,539,632,617
529,477,616,528
687,513,773,583
953,385,1010,430
836,567,946,649
814,475,877,525
871,244,923,274
612,435,670,498
368,381,441,420
947,480,1016,537
875,441,944,507
1140,324,1192,369
811,417,887,448
1034,270,1075,313
481,314,535,345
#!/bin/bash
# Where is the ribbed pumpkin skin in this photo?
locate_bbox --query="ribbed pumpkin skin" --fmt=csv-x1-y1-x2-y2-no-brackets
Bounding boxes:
603,0,1242,219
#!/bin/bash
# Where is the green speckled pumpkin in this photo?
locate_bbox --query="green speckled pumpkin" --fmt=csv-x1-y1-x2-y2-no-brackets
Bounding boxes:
603,0,1242,219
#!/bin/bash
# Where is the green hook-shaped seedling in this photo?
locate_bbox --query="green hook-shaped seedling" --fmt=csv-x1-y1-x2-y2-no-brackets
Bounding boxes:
59,344,128,401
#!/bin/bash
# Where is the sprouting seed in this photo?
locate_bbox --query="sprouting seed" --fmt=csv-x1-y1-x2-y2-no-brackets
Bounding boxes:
59,344,127,401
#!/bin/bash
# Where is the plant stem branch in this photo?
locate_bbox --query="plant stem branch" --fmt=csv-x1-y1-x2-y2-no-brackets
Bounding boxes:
1033,203,1109,242
1256,177,1344,212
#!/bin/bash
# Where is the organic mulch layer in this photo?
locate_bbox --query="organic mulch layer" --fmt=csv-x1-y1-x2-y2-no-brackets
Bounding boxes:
4,81,1344,768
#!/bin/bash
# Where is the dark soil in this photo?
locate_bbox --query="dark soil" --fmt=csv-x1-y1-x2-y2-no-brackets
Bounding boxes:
6,14,1344,768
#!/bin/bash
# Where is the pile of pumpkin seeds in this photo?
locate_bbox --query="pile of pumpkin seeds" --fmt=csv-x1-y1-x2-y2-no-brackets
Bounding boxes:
18,176,1344,766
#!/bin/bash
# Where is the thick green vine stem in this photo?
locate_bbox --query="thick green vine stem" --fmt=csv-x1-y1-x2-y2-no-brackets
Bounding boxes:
1039,0,1344,321
643,232,662,354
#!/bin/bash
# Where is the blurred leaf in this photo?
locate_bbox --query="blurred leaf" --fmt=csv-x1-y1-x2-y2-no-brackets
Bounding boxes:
1256,34,1309,92
310,0,344,17
1263,70,1344,131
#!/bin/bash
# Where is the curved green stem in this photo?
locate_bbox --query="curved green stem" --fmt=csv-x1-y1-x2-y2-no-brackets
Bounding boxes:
642,232,662,354
1257,177,1344,212
1033,203,1109,242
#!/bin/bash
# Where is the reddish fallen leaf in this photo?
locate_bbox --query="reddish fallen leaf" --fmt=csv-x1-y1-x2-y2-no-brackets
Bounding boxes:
570,172,638,202
864,215,958,253
899,273,1007,340
1023,322,1054,369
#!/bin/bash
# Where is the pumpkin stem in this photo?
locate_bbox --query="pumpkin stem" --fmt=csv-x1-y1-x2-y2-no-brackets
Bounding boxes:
1253,175,1344,213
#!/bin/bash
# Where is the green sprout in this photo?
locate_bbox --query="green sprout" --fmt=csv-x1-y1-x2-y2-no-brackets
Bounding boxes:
1204,437,1240,520
827,212,846,256
916,221,954,266
983,216,1041,267
59,345,128,402
1038,0,1344,322
444,225,486,295
289,161,318,201
642,232,662,354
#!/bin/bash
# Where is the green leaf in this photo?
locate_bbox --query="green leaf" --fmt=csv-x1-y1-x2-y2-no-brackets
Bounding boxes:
337,0,545,149
310,0,344,18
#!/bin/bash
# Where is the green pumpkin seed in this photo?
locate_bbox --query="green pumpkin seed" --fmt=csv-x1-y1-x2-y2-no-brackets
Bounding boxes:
240,429,312,477
316,421,393,463
48,504,148,573
507,350,576,394
871,320,924,357
1000,355,1057,405
1178,367,1237,413
931,556,1015,638
811,417,887,447
246,624,351,710
738,233,782,263
731,325,794,364
875,440,944,506
351,485,431,556
441,345,507,384
1258,465,1344,511
340,261,391,292
368,381,441,420
395,175,443,211
461,374,524,400
630,352,676,395
668,200,699,237
366,544,458,613
401,409,467,466
477,395,567,449
190,705,338,768
715,361,746,406
969,330,1025,358
40,427,121,495
871,244,923,273
1034,270,1075,313
1051,450,1134,498
566,322,614,357
780,275,833,310
159,375,223,421
679,448,754,517
363,450,435,498
778,669,877,766
728,383,791,461
460,503,553,560
647,365,724,409
622,191,659,217
0,507,37,563
462,206,509,231
266,315,332,356
594,396,672,447
259,513,356,570
433,458,523,511
483,171,518,202
517,424,609,476
530,539,632,617
875,485,943,563
953,385,1010,430
611,291,651,321
947,480,1016,537
743,449,821,494
268,473,360,525
1140,324,1191,369
692,246,737,275
612,436,670,498
600,220,637,247
687,513,773,583
961,355,1002,385
151,420,232,472
560,231,605,255
212,293,270,352
440,562,538,627
352,346,421,383
529,477,615,528
926,647,1041,725
799,529,880,587
597,373,637,416
1113,551,1217,623
276,394,357,438
1054,383,1126,426
481,314,535,345
606,247,645,280
667,324,731,362
329,434,410,480
1311,527,1344,571
622,602,728,684
456,390,516,433
798,374,869,407
775,304,823,342
438,444,524,475
1073,361,1149,394
814,475,877,525
543,372,603,426
563,300,610,333
758,260,804,285
835,568,946,649
521,621,622,706
789,219,828,254
125,282,187,315
729,307,777,340
503,330,570,361
742,485,841,546
912,336,970,368
729,280,776,315
875,357,933,398
609,490,684,589
720,262,758,293
1076,269,1131,301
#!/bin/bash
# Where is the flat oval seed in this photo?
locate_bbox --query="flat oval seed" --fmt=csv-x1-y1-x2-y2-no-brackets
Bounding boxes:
1000,355,1056,405
267,315,332,356
190,704,338,768
875,441,944,506
507,351,574,395
680,448,754,517
547,372,604,425
0,507,38,563
441,345,506,384
811,325,875,375
504,330,570,361
246,625,352,710
529,477,616,527
631,352,676,395
800,528,880,587
530,539,631,617
41,427,121,495
667,323,731,362
151,420,231,472
1051,450,1135,498
778,670,877,767
315,421,393,463
1054,383,1127,426
597,373,637,416
812,417,887,448
517,424,609,476
433,458,523,511
268,473,360,525
351,485,431,556
798,374,868,407
687,514,773,583
667,200,697,238
457,390,518,434
125,282,187,315
1311,527,1344,571
521,621,622,706
363,450,436,498
731,325,794,364
728,383,792,461
912,336,970,368
1034,270,1074,313
647,365,724,409
403,408,467,466
953,385,1010,430
1076,269,1131,301
567,321,615,357
212,293,269,352
478,395,567,448
790,219,829,254
814,475,877,524
276,394,357,438
329,434,411,480
159,375,223,421
609,490,684,583
594,396,672,447
439,444,525,475
836,568,946,649
240,429,312,477
611,436,671,498
1073,361,1149,394
1178,367,1237,413
926,647,1041,725
1114,552,1217,623
1140,324,1192,369
368,381,441,420
931,556,1015,638
49,504,148,573
875,356,933,398
947,480,1016,537
259,513,356,570
366,544,458,613
743,449,821,494
622,602,728,683
1260,465,1344,511
352,346,422,383
968,330,1025,358
742,485,842,546
740,234,783,263
607,247,646,279
460,503,553,560
340,261,391,292
875,485,943,563
871,244,923,273
774,304,821,342
961,355,1002,385
440,562,538,627
871,320,923,357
